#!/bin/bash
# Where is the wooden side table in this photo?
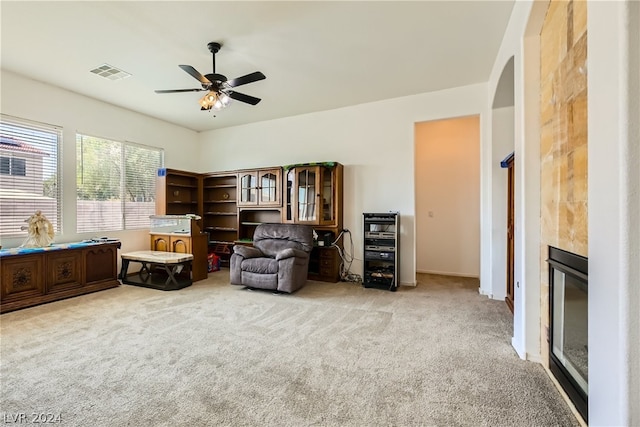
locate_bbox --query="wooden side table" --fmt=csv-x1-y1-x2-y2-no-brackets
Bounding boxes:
119,250,194,290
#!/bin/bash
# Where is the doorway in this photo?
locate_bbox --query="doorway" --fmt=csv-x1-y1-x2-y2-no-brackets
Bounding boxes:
414,115,480,279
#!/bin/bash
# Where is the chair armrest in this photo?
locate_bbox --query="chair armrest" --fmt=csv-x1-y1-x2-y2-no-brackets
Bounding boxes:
276,248,309,261
233,245,264,259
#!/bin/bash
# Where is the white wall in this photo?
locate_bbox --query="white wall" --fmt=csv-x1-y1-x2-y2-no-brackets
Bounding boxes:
587,1,640,425
0,70,199,254
197,84,489,286
490,106,515,301
485,0,543,362
414,115,480,278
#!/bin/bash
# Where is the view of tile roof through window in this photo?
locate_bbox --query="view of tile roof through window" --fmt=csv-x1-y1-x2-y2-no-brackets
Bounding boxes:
89,64,131,80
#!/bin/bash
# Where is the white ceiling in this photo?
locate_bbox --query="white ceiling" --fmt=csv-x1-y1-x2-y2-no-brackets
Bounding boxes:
1,1,514,133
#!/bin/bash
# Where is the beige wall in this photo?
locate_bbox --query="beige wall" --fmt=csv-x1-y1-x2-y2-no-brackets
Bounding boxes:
414,115,480,277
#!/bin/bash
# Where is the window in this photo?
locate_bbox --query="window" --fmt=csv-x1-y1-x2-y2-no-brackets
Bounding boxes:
76,134,163,233
0,115,61,237
1,157,26,176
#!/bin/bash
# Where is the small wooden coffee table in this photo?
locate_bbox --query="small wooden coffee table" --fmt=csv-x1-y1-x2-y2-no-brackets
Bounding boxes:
119,250,194,290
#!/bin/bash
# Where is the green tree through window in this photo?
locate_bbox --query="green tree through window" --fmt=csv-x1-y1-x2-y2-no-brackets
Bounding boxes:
76,134,163,233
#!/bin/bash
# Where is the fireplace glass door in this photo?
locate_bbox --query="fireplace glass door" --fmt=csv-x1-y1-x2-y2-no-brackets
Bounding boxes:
552,268,588,393
548,246,588,422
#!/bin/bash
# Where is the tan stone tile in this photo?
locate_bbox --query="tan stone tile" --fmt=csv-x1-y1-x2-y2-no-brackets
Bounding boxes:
569,90,588,150
540,80,555,126
572,144,588,202
557,154,570,202
541,1,568,78
573,201,588,256
557,201,574,247
541,124,555,160
573,0,587,42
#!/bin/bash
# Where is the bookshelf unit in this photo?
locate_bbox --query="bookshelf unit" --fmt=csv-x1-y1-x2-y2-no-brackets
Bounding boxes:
156,168,202,219
202,172,238,266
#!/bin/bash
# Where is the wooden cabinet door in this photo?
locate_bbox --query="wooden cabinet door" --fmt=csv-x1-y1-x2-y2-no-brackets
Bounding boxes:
319,248,339,281
1,254,45,302
171,236,191,254
84,245,118,285
47,250,83,293
150,235,170,251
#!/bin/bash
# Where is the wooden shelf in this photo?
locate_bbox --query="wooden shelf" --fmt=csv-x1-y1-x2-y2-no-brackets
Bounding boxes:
204,184,236,189
204,212,236,216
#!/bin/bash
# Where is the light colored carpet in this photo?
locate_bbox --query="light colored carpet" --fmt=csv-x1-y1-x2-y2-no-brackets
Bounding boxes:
0,272,579,426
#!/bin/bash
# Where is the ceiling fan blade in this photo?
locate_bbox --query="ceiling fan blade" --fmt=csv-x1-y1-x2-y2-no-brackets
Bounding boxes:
226,71,266,88
155,88,206,94
179,65,211,85
227,90,261,105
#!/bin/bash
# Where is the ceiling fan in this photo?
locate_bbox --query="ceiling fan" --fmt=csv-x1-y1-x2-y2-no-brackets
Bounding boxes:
155,42,266,111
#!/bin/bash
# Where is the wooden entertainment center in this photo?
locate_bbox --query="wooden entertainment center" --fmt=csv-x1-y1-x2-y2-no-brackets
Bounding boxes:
156,162,344,282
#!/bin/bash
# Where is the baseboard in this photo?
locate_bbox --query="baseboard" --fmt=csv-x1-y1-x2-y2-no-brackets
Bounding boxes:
478,288,493,298
399,281,416,287
416,269,479,279
525,352,543,364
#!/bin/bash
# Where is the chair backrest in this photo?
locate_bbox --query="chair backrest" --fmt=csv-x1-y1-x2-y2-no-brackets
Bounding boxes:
253,223,314,257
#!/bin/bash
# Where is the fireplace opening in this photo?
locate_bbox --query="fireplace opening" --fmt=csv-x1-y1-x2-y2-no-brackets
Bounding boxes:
547,246,588,422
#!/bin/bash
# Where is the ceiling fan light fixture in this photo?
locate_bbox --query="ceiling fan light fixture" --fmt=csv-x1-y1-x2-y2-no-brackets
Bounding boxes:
199,91,230,111
220,92,231,106
199,94,211,109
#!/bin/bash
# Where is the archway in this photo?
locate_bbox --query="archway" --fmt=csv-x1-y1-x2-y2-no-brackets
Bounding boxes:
490,56,515,305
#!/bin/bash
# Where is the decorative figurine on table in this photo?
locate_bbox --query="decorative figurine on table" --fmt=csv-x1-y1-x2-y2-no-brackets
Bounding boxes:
20,210,55,248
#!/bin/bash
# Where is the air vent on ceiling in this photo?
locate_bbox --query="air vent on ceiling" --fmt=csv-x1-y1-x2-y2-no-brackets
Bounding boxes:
89,64,131,81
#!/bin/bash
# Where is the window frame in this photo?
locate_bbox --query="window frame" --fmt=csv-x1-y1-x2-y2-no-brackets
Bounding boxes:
76,133,164,233
0,114,62,238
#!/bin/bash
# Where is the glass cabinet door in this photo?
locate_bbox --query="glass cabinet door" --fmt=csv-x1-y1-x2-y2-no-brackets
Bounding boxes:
239,173,257,205
283,164,340,226
260,173,277,204
284,169,294,222
320,166,335,224
257,169,281,206
297,168,317,222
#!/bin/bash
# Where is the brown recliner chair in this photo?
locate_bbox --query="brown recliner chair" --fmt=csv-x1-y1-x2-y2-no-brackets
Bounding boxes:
230,223,314,293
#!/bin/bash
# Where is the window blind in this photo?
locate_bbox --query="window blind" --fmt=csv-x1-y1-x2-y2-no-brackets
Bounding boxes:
76,134,163,233
0,114,62,237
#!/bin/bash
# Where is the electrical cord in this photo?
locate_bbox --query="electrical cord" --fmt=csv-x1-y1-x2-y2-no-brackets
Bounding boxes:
331,229,362,283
